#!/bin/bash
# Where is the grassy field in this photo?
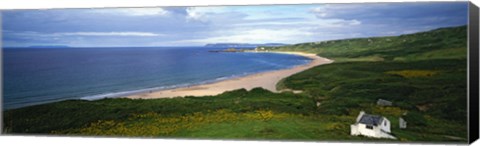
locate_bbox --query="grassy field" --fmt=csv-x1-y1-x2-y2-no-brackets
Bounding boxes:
3,25,468,143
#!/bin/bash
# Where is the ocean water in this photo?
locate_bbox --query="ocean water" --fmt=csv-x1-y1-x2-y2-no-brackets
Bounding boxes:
3,47,311,109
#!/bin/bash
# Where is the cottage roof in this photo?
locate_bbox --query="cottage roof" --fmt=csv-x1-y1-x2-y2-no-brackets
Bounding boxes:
358,114,384,126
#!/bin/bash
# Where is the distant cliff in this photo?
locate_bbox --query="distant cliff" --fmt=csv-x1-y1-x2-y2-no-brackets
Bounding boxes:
205,43,288,48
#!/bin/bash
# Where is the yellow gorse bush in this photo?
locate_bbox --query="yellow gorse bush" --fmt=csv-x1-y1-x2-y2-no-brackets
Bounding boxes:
54,109,297,137
326,123,346,131
371,106,407,117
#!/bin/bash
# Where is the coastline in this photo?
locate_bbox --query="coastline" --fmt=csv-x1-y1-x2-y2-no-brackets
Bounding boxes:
126,51,333,99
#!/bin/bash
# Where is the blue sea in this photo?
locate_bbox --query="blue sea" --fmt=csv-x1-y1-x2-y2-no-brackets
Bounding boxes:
3,47,311,109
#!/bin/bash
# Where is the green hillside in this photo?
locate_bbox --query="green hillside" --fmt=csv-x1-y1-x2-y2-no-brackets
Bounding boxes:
273,25,468,141
265,25,467,62
3,25,468,142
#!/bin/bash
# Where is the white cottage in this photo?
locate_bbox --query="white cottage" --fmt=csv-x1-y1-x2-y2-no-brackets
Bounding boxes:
350,111,396,139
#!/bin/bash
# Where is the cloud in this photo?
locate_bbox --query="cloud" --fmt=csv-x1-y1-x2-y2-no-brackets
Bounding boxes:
2,31,171,47
310,4,373,19
234,18,361,28
2,3,468,47
309,2,467,21
307,2,466,38
123,8,169,16
7,31,164,37
185,7,247,23
90,8,170,16
57,32,162,37
349,19,362,25
186,7,204,21
175,28,313,44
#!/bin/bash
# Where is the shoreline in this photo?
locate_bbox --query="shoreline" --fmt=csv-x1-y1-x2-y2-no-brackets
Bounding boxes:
126,51,333,99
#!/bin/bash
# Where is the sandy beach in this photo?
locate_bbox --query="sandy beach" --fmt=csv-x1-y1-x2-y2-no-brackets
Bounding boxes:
126,52,333,99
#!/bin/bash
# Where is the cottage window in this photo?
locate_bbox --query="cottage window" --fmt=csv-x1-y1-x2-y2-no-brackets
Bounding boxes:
384,121,387,126
366,125,373,129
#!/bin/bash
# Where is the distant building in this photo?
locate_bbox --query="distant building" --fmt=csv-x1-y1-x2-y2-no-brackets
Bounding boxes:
254,47,265,52
399,117,407,129
376,99,392,106
350,111,396,139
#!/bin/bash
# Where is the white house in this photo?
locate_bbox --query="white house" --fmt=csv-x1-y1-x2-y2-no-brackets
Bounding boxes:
399,117,407,129
350,111,396,139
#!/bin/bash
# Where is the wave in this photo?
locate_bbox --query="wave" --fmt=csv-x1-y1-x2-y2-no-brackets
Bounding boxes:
79,71,261,101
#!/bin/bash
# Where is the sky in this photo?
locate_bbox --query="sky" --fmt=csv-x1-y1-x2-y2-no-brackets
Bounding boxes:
1,2,469,47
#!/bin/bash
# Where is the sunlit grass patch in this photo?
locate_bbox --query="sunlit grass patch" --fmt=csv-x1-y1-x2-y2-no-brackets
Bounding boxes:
385,70,438,78
334,55,385,62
